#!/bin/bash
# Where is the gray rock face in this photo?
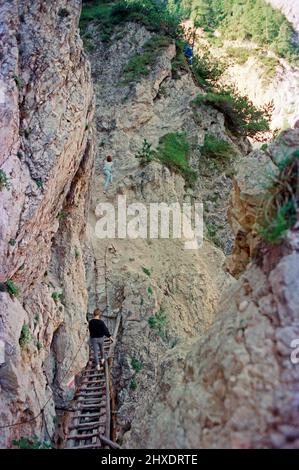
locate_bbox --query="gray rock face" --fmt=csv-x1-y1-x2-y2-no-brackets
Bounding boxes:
0,1,94,447
124,227,299,449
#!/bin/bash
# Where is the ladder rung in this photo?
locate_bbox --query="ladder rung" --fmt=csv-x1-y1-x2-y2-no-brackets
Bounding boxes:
67,431,99,440
78,411,105,419
72,443,103,449
79,404,106,410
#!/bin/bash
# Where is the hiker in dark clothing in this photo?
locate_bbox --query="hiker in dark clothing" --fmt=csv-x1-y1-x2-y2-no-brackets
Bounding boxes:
183,44,193,65
89,308,113,370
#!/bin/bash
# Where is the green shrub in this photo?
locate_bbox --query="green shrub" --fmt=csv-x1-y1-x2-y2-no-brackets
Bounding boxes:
193,87,271,139
12,436,52,449
57,210,67,221
0,169,10,191
135,139,156,165
192,51,224,89
258,54,280,84
147,286,153,296
148,305,168,339
131,357,143,373
9,239,16,246
142,266,152,277
19,324,31,347
35,178,43,189
258,201,296,244
36,341,43,351
200,134,237,160
5,280,19,296
80,0,183,43
13,74,24,89
156,132,197,185
130,378,137,390
122,35,172,83
52,291,64,303
257,150,298,244
261,143,268,151
226,47,252,65
75,247,80,260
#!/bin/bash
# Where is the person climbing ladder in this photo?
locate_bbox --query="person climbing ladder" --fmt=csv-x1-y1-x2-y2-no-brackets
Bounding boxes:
88,308,113,371
103,155,113,194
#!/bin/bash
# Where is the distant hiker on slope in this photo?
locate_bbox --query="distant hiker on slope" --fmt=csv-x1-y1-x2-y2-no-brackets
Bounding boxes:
183,43,193,65
89,308,113,371
103,155,113,194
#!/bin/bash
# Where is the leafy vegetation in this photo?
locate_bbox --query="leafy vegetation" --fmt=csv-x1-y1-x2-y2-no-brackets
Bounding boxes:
12,436,52,449
57,210,67,221
122,35,172,83
130,378,137,390
52,291,64,303
192,50,224,89
192,86,271,139
258,54,280,84
226,47,252,65
200,134,237,160
257,150,299,244
13,74,24,89
131,357,143,372
0,169,10,191
148,305,168,339
142,266,152,277
80,0,184,44
75,247,80,260
180,0,299,64
135,139,156,165
19,324,31,348
5,280,19,296
135,133,196,185
147,286,153,296
156,132,197,185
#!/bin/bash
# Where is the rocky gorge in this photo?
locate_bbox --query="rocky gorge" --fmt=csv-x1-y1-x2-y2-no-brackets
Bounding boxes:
0,0,298,449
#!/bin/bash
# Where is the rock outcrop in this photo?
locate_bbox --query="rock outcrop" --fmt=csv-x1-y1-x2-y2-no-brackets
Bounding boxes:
0,0,94,447
123,125,299,448
226,128,299,277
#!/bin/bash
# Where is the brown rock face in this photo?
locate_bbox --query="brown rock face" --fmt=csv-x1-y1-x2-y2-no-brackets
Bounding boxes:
124,226,299,449
0,1,94,447
226,128,299,278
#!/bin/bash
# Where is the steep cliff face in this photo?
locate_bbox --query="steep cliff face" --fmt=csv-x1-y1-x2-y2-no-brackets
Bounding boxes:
124,129,299,449
0,0,94,447
84,21,238,441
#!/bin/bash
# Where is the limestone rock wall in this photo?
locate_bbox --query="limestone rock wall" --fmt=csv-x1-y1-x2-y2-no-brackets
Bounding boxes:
0,0,94,447
226,128,299,277
84,22,235,442
124,226,299,448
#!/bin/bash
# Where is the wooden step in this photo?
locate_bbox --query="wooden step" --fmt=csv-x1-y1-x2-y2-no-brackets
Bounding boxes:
79,404,106,410
77,411,105,419
68,420,103,431
76,391,105,398
67,431,99,440
72,443,103,449
78,385,104,391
